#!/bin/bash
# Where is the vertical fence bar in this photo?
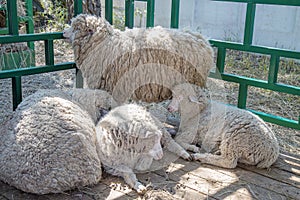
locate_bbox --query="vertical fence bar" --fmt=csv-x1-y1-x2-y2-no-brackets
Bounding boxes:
7,0,21,109
74,0,84,88
237,83,248,109
74,0,83,16
171,0,180,28
125,0,135,28
45,40,54,65
105,0,113,24
216,47,226,74
25,0,35,50
146,0,155,27
243,3,256,45
7,0,19,35
12,76,22,110
268,54,280,84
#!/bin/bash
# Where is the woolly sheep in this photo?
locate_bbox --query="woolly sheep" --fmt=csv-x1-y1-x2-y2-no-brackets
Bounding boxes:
63,14,214,103
96,104,192,193
0,88,116,194
167,83,280,169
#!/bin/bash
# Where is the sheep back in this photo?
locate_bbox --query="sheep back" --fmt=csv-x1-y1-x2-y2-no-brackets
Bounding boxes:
0,89,102,194
213,106,279,168
67,14,214,102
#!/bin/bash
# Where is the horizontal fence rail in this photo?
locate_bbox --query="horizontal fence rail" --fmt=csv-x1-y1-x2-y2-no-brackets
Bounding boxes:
213,0,300,6
0,0,299,130
210,0,300,129
0,0,77,110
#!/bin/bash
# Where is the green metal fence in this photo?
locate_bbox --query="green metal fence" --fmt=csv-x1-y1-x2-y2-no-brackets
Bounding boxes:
0,0,77,110
0,0,299,130
209,0,300,130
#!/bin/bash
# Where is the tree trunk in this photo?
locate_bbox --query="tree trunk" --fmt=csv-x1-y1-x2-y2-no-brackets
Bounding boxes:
0,0,26,28
66,0,101,22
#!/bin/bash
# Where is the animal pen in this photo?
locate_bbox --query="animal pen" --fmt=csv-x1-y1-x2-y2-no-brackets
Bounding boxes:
0,0,299,199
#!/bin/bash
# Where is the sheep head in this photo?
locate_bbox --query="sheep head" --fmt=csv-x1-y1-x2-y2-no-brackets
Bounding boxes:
168,83,209,112
96,104,164,170
63,14,113,64
63,14,113,43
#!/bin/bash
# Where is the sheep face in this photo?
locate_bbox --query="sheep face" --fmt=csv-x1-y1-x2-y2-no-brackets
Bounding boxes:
167,95,183,112
63,14,112,45
168,83,209,112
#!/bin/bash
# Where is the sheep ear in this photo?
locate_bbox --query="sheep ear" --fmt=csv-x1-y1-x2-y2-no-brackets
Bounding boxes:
188,95,199,103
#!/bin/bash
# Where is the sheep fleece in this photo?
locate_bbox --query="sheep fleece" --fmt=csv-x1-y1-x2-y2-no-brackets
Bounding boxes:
97,104,162,170
0,89,103,194
169,83,279,169
65,14,214,102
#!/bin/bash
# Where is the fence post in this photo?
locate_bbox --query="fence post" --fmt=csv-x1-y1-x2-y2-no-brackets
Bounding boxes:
125,0,135,28
74,0,83,16
237,83,248,109
7,0,19,35
12,76,22,110
243,2,256,45
73,0,84,88
216,47,226,74
146,0,155,27
45,40,54,65
105,0,113,24
268,54,279,84
7,0,22,110
171,0,180,28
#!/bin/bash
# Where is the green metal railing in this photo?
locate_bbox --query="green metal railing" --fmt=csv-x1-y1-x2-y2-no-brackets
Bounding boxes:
1,0,35,47
0,0,299,130
0,0,76,110
105,0,155,28
209,0,300,129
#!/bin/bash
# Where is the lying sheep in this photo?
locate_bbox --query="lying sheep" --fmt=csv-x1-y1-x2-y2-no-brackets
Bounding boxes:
168,83,280,169
65,88,118,122
0,89,116,194
63,14,214,103
96,104,192,193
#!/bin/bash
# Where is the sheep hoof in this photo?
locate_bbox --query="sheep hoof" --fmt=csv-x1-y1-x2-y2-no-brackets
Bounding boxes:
191,146,200,153
185,144,200,153
136,183,147,194
181,152,193,161
191,153,203,161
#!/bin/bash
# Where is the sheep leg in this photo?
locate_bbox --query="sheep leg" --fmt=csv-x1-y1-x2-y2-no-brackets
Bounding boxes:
119,167,147,194
192,153,238,169
178,142,200,153
160,129,193,161
164,139,193,161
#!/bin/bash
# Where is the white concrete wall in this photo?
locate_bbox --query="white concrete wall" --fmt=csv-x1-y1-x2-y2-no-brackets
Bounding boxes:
102,0,300,51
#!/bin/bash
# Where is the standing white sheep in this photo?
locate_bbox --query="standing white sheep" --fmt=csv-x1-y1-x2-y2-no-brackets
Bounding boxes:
168,83,280,169
63,14,214,103
0,88,116,194
96,104,192,193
